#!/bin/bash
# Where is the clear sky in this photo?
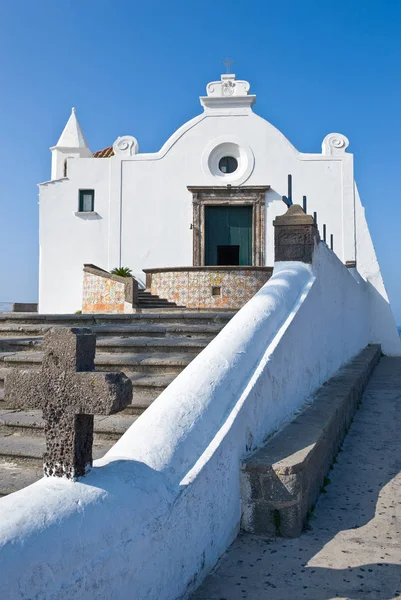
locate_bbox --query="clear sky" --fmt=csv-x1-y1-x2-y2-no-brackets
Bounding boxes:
0,1,400,321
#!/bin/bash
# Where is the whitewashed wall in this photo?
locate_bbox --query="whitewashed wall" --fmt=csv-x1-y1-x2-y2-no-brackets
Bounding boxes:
39,158,110,313
0,244,383,600
39,78,360,315
354,185,401,355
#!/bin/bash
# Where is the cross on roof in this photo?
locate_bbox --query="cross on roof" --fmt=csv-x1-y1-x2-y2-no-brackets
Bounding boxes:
5,327,132,479
222,57,236,74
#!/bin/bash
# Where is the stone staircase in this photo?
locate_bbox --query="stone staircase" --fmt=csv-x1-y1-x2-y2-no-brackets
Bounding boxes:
0,311,235,496
137,289,183,309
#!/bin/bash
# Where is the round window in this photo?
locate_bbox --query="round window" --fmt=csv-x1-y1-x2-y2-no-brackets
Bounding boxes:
218,156,238,174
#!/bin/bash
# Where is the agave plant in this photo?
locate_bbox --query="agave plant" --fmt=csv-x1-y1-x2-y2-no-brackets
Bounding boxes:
110,267,133,277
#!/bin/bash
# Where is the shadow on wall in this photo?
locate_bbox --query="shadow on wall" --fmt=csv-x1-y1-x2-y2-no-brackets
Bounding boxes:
367,281,401,355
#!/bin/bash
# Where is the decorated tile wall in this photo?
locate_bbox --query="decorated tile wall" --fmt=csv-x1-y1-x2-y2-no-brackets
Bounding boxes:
150,269,271,309
82,272,125,313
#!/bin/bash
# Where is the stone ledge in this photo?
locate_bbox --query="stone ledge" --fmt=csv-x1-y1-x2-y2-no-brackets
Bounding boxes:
240,344,381,538
12,303,38,313
74,211,99,217
143,266,273,274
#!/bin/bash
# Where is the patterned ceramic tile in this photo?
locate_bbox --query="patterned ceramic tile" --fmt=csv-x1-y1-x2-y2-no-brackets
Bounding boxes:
82,272,125,313
149,269,271,309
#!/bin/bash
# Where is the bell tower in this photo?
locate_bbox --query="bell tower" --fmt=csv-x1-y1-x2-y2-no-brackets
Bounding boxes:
50,107,92,180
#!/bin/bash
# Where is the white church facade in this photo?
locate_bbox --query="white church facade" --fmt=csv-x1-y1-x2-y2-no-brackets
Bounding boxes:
38,72,400,352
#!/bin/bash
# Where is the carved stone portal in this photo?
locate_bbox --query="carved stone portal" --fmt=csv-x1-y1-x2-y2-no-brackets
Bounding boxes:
188,186,269,267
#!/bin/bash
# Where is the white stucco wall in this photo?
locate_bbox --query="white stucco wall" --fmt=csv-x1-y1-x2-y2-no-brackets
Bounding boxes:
0,243,381,600
39,74,364,319
39,159,111,313
354,185,401,355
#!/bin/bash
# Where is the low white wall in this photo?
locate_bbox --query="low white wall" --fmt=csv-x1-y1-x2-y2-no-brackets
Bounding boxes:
0,244,375,599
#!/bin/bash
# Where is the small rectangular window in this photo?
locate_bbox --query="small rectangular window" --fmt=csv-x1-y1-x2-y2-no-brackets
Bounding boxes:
79,190,94,212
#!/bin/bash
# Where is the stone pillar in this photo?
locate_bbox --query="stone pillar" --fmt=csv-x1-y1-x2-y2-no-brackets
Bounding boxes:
273,204,320,263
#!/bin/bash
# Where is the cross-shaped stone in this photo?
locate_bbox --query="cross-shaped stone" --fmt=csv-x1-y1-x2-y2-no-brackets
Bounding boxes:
4,327,132,479
222,57,236,74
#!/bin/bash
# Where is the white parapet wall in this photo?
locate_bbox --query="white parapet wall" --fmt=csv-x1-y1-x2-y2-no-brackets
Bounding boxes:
0,242,395,600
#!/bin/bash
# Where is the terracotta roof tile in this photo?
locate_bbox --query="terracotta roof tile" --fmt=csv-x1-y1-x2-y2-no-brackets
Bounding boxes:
93,146,114,158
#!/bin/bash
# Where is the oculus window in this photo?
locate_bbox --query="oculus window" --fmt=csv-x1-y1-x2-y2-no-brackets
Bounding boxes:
79,190,95,212
218,156,238,174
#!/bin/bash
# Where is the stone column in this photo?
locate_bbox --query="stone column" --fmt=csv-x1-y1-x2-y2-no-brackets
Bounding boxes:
273,204,320,263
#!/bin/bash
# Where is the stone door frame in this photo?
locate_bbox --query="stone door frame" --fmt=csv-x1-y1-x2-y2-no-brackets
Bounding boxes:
187,186,270,267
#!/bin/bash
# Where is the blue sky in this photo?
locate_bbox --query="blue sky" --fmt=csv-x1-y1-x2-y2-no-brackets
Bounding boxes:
1,1,400,321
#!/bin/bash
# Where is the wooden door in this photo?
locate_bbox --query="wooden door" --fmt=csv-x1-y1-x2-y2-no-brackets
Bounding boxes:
205,206,252,266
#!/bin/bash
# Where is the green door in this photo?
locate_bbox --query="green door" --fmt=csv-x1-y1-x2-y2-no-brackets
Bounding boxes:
205,206,252,266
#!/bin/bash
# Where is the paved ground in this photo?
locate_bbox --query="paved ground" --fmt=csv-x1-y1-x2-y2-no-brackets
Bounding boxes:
192,357,401,600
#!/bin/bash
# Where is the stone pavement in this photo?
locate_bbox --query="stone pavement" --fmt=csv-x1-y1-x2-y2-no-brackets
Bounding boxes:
193,357,401,600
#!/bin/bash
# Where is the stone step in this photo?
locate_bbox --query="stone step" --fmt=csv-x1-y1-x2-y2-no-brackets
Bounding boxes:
0,410,138,440
138,302,179,307
0,463,43,497
96,336,209,353
0,312,235,326
0,432,113,468
138,296,179,301
129,373,176,408
0,337,42,351
0,323,223,339
0,309,231,496
0,336,209,354
137,296,174,300
137,296,175,302
3,351,196,375
138,303,184,308
97,352,197,375
95,324,221,339
137,293,181,307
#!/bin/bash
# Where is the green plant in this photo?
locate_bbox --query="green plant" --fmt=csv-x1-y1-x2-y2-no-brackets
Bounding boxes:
74,310,82,314
111,267,133,277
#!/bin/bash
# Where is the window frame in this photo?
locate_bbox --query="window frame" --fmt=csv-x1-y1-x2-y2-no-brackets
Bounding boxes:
78,189,95,213
218,156,238,174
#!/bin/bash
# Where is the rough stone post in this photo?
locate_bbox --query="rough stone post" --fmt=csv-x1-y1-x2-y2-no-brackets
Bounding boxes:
5,327,132,479
273,204,320,263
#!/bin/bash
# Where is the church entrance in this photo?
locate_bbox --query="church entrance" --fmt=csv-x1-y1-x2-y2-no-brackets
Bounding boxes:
204,206,252,266
189,186,269,267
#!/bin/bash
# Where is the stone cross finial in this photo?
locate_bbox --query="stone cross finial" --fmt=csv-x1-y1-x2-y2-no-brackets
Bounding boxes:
5,327,132,479
221,57,236,74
